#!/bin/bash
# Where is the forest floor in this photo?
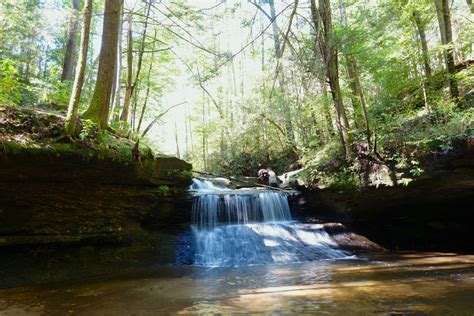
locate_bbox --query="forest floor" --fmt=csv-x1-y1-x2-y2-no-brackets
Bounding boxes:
298,65,474,190
0,104,155,163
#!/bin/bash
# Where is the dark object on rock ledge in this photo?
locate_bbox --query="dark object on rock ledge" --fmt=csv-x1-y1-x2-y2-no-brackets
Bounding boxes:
257,167,281,187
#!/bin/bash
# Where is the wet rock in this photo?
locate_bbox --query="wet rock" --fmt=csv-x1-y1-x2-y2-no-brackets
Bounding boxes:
278,168,306,189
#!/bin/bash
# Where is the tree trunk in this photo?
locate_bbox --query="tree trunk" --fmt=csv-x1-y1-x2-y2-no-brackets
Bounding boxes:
434,0,459,101
120,14,133,123
174,122,181,159
413,10,432,79
268,0,295,147
202,96,207,170
61,0,81,81
130,85,140,131
82,0,121,129
120,0,152,123
268,0,281,59
111,1,124,122
351,58,371,149
65,0,93,136
338,0,371,149
467,0,473,13
345,60,361,129
320,77,335,139
311,0,352,158
136,30,158,133
109,0,124,120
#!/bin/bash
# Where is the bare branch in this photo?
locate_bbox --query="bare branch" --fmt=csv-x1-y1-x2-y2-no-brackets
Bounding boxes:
141,101,187,138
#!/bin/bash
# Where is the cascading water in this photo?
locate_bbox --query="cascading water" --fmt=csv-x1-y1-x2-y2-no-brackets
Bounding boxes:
189,178,350,267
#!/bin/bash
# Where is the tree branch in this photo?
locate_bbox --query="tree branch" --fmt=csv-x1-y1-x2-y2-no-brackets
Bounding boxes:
141,101,187,138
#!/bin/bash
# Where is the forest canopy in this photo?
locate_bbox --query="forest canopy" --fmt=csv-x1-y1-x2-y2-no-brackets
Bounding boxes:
0,0,473,186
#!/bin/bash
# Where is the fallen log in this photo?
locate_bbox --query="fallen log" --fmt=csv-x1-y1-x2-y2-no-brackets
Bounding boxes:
191,170,292,192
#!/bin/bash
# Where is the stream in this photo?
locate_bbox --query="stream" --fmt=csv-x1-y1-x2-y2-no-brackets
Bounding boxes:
0,179,473,315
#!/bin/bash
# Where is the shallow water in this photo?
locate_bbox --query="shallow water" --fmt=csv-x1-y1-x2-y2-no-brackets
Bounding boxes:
1,252,473,315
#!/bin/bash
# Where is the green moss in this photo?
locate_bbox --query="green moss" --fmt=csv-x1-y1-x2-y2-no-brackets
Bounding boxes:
1,105,160,164
179,169,193,180
157,185,170,196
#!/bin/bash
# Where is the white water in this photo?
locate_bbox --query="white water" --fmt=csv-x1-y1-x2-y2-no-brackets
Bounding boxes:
190,178,349,267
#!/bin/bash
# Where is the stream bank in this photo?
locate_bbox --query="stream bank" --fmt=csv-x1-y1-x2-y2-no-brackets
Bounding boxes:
0,151,193,288
0,106,193,288
294,136,474,252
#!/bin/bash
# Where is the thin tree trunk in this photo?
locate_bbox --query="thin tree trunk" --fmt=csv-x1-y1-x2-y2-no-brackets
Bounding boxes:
136,70,151,134
434,0,459,101
61,0,81,81
23,36,34,82
184,104,189,153
110,0,124,120
130,85,140,131
188,112,194,152
351,59,371,148
65,0,93,136
42,45,49,79
338,0,371,149
174,122,181,159
120,14,133,122
311,0,352,158
136,30,158,133
320,77,335,139
82,0,122,129
202,95,207,170
85,56,98,97
268,0,281,59
346,61,361,129
268,0,295,146
467,0,473,13
413,10,432,79
120,0,152,123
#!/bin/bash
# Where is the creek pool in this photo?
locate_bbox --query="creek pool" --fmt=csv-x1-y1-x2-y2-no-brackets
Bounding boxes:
1,252,473,315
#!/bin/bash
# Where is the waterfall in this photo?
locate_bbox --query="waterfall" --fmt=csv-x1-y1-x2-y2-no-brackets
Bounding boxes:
189,178,350,267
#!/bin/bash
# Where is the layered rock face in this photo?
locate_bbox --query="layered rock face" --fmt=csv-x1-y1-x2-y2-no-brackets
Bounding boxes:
0,152,193,288
295,137,474,252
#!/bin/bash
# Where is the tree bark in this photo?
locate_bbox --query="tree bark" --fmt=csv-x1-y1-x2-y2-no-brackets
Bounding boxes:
434,0,459,101
64,0,93,136
82,0,122,129
61,0,81,81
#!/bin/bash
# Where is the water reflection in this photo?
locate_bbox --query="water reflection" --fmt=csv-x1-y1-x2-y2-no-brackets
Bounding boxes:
0,252,473,315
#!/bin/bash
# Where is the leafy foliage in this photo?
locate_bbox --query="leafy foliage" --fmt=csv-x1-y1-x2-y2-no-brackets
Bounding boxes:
0,0,472,189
